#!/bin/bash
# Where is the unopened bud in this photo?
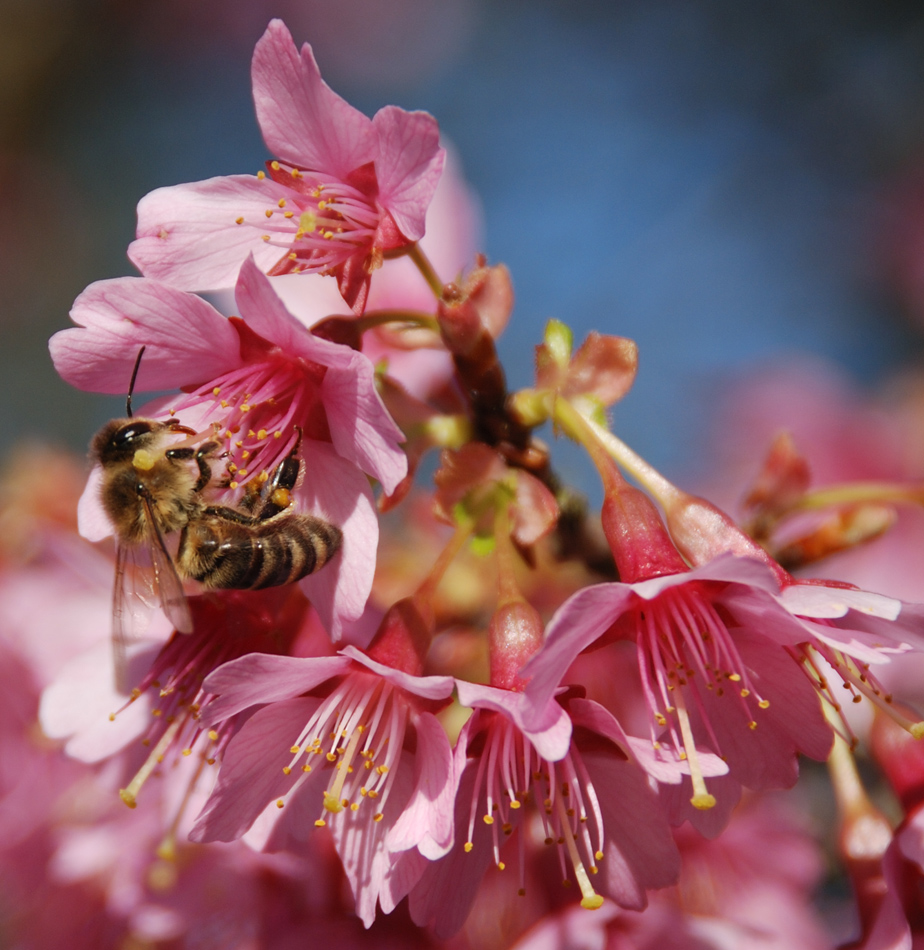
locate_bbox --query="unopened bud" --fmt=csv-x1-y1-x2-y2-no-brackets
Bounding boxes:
489,600,544,691
367,597,434,677
601,485,687,583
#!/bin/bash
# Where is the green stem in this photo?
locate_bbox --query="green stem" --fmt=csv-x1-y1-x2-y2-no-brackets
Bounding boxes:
407,243,444,300
356,309,440,334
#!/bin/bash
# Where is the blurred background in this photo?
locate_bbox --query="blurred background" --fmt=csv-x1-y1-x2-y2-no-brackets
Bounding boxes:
6,0,924,492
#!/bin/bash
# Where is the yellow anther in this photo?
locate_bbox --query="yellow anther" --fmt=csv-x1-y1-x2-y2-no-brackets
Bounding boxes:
373,813,384,822
290,745,301,754
265,209,273,218
483,815,494,825
212,387,221,396
749,720,758,731
278,198,286,208
262,235,270,242
271,161,280,170
728,673,742,682
350,803,359,811
284,211,294,218
314,819,326,827
283,766,291,775
181,748,192,757
497,862,506,871
257,170,265,179
274,430,282,438
235,217,244,225
510,800,521,809
758,699,770,709
229,481,239,489
208,730,219,741
302,764,312,772
740,688,750,698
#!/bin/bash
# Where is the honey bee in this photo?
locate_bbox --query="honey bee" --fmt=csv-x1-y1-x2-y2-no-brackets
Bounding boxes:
93,348,342,676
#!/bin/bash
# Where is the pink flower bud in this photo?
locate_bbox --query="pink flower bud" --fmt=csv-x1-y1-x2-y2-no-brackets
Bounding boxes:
601,484,687,583
489,599,544,691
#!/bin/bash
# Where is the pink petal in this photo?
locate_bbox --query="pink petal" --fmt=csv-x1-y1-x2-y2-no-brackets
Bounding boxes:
562,333,639,406
39,641,153,762
581,749,681,902
296,441,377,640
321,350,408,494
327,745,422,926
455,679,572,762
697,632,833,790
190,696,318,843
340,646,454,701
129,176,290,291
521,584,635,721
50,276,242,394
77,468,112,542
235,259,407,492
202,653,353,724
409,741,502,939
251,20,374,176
385,711,455,859
371,105,445,241
780,583,901,621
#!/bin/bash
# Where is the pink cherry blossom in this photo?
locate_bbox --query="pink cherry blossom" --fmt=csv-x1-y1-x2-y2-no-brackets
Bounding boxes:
49,255,406,637
189,645,455,927
521,555,836,823
409,677,688,939
128,19,445,314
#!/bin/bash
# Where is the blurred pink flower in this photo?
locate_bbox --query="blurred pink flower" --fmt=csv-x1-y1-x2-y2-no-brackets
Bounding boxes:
129,19,445,314
190,645,455,927
50,256,406,637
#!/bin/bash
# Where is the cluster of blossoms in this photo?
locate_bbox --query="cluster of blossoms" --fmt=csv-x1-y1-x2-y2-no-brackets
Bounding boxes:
8,17,924,948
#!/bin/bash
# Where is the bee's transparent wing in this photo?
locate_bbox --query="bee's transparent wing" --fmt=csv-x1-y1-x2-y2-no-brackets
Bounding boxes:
142,494,194,636
111,501,193,692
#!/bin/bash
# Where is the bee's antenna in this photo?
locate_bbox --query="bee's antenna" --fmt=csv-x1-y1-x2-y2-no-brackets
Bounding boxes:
126,346,146,419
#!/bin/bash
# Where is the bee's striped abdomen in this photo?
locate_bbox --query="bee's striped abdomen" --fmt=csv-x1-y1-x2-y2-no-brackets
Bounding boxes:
177,514,342,590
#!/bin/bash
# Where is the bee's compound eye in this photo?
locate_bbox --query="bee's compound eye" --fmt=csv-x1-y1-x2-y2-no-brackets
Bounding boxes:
113,421,153,448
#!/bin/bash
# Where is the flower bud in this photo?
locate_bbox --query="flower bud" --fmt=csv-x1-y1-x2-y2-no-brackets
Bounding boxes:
489,599,544,691
601,484,687,583
367,597,434,677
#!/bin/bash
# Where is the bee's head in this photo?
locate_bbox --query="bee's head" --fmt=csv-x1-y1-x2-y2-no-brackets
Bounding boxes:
91,418,161,465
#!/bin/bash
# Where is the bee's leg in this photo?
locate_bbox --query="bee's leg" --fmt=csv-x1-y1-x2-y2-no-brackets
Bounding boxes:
192,441,221,492
254,428,303,522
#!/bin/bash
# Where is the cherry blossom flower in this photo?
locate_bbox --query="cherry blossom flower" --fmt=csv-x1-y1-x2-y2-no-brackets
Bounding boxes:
521,484,836,823
409,678,691,939
49,255,406,637
189,603,456,928
128,19,445,314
